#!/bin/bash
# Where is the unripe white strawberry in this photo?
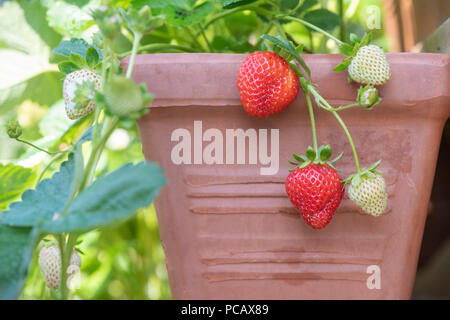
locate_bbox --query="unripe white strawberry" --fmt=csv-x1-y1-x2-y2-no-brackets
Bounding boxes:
348,174,388,216
38,245,81,290
348,45,390,85
63,69,102,120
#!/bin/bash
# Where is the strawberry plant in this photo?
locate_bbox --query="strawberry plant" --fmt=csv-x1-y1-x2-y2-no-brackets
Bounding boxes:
0,0,390,299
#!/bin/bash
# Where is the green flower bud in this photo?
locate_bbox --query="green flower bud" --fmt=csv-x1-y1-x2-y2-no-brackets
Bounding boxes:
91,6,122,40
6,120,22,139
357,85,381,109
119,5,163,36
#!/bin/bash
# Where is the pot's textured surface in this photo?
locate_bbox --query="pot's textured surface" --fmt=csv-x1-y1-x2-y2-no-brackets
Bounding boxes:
126,53,450,299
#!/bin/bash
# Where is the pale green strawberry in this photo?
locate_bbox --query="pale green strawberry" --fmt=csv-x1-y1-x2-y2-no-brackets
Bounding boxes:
63,69,102,120
348,45,391,85
38,244,81,290
348,174,387,216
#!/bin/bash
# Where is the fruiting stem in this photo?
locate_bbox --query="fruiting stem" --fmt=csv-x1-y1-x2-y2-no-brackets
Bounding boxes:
274,20,287,40
186,27,207,52
278,15,344,46
201,1,264,31
199,25,214,53
57,234,67,300
37,151,71,182
308,85,361,173
15,138,59,155
305,92,318,154
126,32,142,79
290,0,305,13
81,117,119,190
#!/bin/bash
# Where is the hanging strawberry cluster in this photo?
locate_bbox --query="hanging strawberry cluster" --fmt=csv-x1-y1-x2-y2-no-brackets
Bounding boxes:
236,31,390,229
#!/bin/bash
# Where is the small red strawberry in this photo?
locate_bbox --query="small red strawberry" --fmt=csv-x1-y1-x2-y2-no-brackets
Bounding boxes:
237,51,299,117
285,145,344,229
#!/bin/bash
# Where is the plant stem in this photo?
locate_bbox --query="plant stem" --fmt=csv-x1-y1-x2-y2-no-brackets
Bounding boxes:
202,1,265,31
37,151,70,182
278,15,344,46
274,20,287,40
186,27,207,52
15,139,59,155
255,23,273,48
199,25,214,53
338,0,345,42
304,92,318,153
308,85,361,172
57,234,67,300
290,0,305,13
126,32,142,79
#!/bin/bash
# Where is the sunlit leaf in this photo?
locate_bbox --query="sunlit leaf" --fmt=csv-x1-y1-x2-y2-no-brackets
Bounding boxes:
0,164,36,210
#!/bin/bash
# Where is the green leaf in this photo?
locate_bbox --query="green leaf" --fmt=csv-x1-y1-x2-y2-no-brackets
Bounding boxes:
306,146,316,161
52,38,102,62
0,1,63,113
220,0,258,9
163,1,214,27
0,164,36,211
1,154,76,228
0,225,37,300
70,53,86,68
58,61,79,74
261,34,311,79
351,174,361,187
329,151,343,164
360,32,372,47
339,43,353,56
319,145,332,161
349,33,360,44
303,9,340,32
40,162,166,234
297,0,318,13
333,57,352,72
16,0,62,49
43,0,93,38
0,71,63,114
86,46,99,69
293,153,307,163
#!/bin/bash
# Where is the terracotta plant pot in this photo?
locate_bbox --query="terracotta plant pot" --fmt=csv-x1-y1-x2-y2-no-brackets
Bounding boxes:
123,53,450,299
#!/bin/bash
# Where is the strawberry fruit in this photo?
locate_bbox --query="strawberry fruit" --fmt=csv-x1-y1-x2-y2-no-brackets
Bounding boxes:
237,51,299,117
63,69,102,120
285,145,344,229
346,160,388,216
38,243,81,290
348,44,390,85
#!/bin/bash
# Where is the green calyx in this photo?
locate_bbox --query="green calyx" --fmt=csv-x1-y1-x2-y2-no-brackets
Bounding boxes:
288,144,343,171
119,5,163,36
343,159,382,187
102,75,153,119
91,6,123,40
73,80,97,111
260,34,311,80
6,120,22,139
334,32,373,73
357,85,381,109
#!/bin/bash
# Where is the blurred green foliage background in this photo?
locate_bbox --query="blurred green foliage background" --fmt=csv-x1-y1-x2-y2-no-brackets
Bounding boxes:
0,0,385,299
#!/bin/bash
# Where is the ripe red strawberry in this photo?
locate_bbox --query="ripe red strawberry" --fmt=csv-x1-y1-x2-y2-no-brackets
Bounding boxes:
286,163,344,229
237,51,299,117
